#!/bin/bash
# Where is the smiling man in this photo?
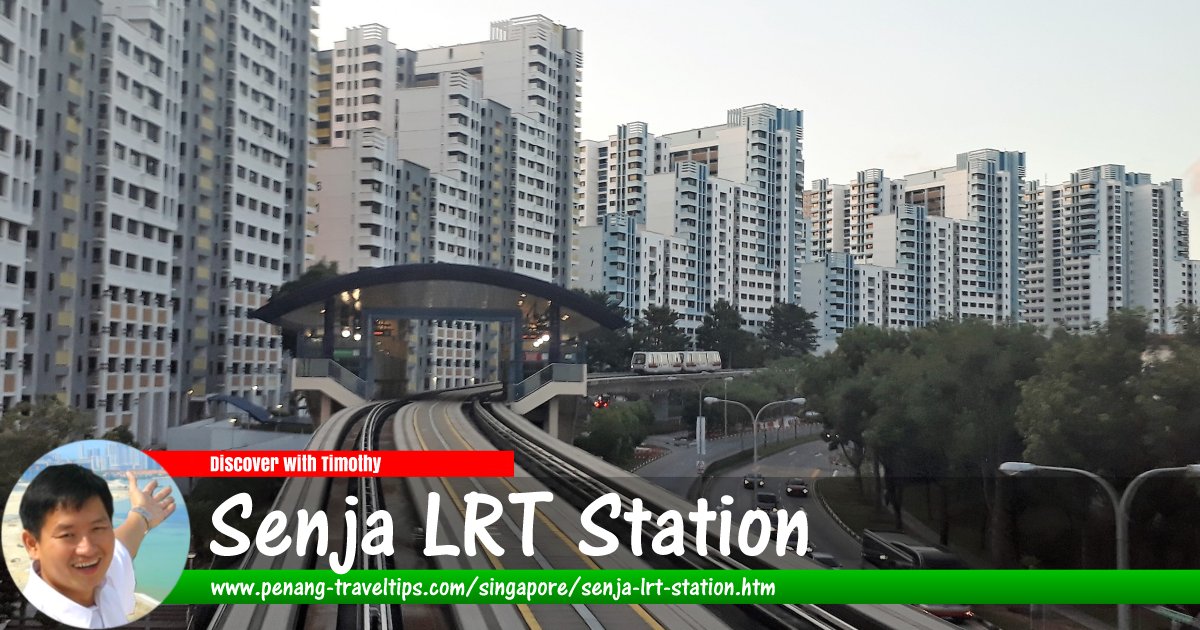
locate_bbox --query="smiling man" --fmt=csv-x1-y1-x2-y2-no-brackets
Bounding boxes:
18,464,176,628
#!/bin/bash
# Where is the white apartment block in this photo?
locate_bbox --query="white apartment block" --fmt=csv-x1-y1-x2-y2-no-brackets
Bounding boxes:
844,169,906,262
213,0,311,408
323,24,412,143
89,0,184,442
310,128,433,271
804,178,848,260
574,105,806,337
572,122,671,318
1181,260,1200,309
799,252,857,352
0,0,38,412
413,15,581,285
659,104,806,329
800,155,1023,343
904,149,1026,323
309,17,582,391
1021,165,1190,333
0,0,312,438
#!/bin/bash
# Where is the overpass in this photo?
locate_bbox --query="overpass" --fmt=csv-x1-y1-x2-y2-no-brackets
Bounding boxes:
507,367,758,441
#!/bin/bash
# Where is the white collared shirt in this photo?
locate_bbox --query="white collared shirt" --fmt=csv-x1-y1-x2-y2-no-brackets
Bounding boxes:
23,539,136,629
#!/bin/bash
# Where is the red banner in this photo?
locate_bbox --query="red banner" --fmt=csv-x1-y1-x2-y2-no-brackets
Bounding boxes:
145,450,514,478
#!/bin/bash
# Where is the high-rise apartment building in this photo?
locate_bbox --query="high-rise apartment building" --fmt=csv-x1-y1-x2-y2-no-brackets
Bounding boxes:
208,0,313,411
904,149,1026,323
308,18,582,390
0,0,314,444
87,0,186,443
0,0,41,413
659,105,807,328
574,105,806,335
411,15,582,284
23,0,104,417
1020,165,1189,333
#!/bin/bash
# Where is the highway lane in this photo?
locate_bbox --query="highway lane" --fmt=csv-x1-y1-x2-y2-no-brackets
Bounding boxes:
636,430,762,496
702,440,864,567
396,399,732,630
635,428,863,566
696,438,993,630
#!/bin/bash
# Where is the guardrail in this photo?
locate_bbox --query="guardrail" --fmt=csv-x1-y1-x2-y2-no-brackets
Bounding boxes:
511,362,585,401
294,358,369,398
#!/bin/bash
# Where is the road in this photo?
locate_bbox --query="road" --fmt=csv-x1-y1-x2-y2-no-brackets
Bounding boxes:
703,439,864,567
637,430,863,567
636,429,776,496
636,430,993,629
395,399,732,630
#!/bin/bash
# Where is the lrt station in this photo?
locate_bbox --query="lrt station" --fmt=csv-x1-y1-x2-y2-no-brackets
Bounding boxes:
248,263,741,441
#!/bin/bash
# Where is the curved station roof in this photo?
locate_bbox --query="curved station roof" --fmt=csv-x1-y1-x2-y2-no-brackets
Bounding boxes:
250,263,626,338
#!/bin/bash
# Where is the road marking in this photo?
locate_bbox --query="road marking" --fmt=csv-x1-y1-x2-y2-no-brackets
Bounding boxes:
442,404,665,630
412,404,542,630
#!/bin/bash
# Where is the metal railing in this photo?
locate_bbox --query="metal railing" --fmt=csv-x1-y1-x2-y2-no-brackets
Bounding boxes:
512,363,585,401
294,358,369,398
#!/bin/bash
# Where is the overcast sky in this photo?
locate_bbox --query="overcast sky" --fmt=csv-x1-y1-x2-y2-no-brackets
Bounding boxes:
317,0,1200,256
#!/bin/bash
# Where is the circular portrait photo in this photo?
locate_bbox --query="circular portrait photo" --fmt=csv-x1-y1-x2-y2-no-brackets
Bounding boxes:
2,439,189,628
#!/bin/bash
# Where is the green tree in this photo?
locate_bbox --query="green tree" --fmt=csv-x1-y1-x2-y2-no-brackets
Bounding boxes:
573,289,633,372
863,348,946,532
573,402,653,466
759,302,818,357
273,259,339,298
1016,310,1154,479
695,299,763,368
1171,302,1200,346
0,397,93,491
865,321,1049,547
805,326,911,493
101,423,140,448
631,304,690,351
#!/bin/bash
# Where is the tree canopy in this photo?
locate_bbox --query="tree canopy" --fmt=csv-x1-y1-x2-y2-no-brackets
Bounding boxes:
760,302,819,357
695,299,763,368
573,289,633,372
631,304,690,351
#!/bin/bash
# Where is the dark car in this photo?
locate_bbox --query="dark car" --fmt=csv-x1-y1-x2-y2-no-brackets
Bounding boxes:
755,491,780,513
743,472,765,489
785,477,809,497
770,524,810,553
917,604,975,622
810,552,843,569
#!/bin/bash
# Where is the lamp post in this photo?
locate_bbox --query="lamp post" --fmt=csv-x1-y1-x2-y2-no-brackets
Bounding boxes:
706,397,806,465
667,376,731,460
999,461,1200,630
723,376,733,437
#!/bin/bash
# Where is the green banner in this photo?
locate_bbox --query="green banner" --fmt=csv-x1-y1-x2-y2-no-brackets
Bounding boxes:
162,569,1200,605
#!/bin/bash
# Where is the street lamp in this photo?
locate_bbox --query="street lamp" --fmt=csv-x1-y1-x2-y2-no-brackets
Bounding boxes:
722,376,733,437
667,376,732,460
706,396,806,465
999,461,1200,630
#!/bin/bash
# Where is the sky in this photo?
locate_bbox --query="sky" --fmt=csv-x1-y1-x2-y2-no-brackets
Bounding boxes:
316,0,1200,256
